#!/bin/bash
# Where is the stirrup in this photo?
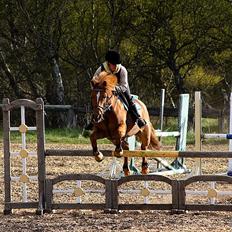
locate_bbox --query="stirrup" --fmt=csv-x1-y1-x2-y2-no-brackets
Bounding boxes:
136,118,147,128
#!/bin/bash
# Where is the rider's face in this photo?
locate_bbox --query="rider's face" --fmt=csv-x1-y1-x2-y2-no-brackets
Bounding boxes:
108,63,116,72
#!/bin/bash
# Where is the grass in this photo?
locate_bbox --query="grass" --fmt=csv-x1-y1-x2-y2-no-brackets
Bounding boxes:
0,118,228,146
0,128,110,144
0,127,188,146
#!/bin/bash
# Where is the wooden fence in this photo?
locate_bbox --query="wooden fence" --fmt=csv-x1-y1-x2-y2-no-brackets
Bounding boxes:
0,103,229,129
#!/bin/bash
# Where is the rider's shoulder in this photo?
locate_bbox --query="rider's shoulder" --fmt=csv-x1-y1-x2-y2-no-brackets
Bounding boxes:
120,65,127,73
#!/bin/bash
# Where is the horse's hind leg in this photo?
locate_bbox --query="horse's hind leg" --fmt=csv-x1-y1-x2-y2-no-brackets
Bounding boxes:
142,157,149,175
140,132,150,175
123,157,130,176
141,147,149,175
114,124,127,157
122,140,130,176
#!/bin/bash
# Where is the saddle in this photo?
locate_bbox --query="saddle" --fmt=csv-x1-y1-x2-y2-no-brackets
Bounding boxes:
118,94,141,112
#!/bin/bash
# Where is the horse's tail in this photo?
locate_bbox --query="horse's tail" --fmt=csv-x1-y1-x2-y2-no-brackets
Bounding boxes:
148,123,161,150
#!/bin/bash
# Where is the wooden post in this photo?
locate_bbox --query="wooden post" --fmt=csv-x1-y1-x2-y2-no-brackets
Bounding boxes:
193,91,202,175
3,98,12,215
36,98,46,215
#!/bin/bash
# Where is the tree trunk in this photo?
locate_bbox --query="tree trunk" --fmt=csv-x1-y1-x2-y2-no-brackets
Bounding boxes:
47,56,66,128
0,51,23,98
173,70,185,94
50,57,64,105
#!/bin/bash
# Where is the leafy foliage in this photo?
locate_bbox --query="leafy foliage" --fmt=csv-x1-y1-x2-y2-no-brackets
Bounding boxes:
0,0,232,122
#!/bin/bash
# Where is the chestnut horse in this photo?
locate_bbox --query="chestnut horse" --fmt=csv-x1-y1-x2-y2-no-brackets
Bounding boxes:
90,71,160,175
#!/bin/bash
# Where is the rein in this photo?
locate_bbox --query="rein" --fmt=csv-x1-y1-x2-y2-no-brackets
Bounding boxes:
97,95,113,113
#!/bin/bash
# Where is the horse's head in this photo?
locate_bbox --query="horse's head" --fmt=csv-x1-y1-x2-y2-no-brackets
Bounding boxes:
91,71,118,124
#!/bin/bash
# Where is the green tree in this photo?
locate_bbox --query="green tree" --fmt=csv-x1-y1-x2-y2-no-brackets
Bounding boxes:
130,0,229,96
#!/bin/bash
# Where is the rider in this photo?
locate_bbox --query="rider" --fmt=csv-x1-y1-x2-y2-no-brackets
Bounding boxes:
85,49,147,130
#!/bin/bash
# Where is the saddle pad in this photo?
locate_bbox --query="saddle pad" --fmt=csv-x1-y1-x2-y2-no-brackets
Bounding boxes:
119,94,141,111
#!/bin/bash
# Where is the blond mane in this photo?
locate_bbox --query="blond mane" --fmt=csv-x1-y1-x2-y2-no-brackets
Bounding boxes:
92,71,118,90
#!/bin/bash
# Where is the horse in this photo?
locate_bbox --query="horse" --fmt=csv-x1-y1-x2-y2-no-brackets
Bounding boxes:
90,71,160,175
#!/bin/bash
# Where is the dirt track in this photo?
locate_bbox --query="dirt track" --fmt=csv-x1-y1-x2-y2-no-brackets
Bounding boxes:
1,143,232,232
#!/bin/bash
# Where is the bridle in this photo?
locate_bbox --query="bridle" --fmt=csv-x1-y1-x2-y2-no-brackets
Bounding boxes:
92,88,116,123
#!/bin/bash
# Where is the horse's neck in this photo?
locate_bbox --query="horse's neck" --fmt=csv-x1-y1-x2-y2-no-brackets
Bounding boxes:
111,94,125,114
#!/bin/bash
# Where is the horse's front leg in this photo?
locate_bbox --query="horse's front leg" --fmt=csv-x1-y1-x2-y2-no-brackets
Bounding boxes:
90,130,106,162
114,141,123,157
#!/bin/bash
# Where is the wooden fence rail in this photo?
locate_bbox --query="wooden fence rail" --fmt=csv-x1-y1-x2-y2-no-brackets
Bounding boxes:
3,98,232,215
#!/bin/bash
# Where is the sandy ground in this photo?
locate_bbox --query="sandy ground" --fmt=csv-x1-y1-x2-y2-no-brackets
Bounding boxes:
1,143,232,232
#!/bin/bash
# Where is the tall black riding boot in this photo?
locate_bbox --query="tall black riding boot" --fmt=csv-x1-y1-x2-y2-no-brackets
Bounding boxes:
130,103,147,128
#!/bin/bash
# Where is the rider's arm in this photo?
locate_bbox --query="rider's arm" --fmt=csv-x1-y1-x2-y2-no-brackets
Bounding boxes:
118,66,130,92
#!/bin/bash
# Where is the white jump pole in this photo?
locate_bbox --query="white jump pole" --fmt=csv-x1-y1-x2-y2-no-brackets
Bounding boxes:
227,93,232,175
156,89,165,170
159,89,165,134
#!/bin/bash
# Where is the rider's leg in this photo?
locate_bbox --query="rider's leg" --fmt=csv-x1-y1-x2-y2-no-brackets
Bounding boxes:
123,90,147,128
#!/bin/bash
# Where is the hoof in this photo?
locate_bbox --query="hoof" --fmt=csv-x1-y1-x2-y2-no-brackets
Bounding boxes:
123,168,131,176
141,168,149,175
114,149,123,158
142,163,149,175
94,152,104,162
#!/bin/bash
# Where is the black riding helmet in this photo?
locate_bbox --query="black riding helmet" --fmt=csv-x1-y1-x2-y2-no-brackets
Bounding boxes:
105,50,121,65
